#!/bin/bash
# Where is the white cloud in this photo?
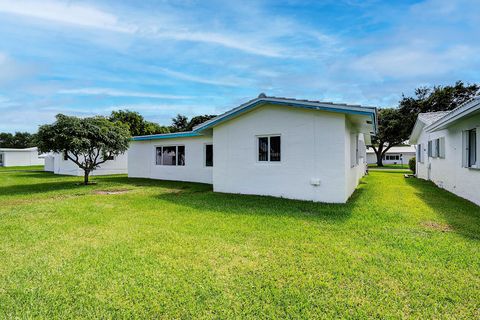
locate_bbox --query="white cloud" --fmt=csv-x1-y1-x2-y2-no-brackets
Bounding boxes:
351,45,476,78
154,67,250,87
0,0,134,32
58,88,192,99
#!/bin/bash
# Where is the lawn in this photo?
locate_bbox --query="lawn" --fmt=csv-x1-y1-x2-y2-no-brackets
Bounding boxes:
368,163,410,169
0,169,479,318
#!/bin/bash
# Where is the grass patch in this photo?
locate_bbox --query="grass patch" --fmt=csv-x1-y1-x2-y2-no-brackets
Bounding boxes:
0,165,44,171
0,170,479,318
368,163,410,169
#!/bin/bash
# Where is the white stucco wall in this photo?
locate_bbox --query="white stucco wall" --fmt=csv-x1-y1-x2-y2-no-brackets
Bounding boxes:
416,113,480,206
44,155,55,172
345,122,367,200
0,149,44,167
212,105,350,203
52,152,128,176
128,136,213,184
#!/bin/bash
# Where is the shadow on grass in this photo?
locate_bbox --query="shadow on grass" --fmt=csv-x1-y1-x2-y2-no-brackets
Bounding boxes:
152,181,364,222
405,178,480,240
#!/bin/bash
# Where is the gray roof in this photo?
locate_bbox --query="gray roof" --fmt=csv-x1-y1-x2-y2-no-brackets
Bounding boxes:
418,111,450,125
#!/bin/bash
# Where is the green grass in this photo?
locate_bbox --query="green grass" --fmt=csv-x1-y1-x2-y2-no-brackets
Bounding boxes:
368,163,410,169
0,171,479,318
0,165,44,171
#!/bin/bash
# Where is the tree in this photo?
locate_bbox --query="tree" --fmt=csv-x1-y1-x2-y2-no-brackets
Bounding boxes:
170,114,189,132
109,110,169,136
186,115,217,131
37,114,130,185
371,108,411,166
372,81,479,166
0,132,37,148
169,114,217,132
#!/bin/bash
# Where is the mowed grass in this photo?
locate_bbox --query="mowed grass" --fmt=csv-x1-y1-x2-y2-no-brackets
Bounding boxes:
0,165,44,171
0,170,479,318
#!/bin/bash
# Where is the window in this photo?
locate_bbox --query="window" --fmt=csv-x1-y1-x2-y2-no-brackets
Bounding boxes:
468,129,477,167
63,150,68,161
0,153,3,166
428,140,433,157
258,135,281,162
105,153,115,160
205,144,213,167
438,137,445,158
155,146,185,166
417,144,423,163
385,155,400,161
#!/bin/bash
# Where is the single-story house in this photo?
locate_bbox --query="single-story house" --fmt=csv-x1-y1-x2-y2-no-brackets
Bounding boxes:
129,94,377,203
44,152,127,176
410,97,480,206
366,145,416,165
0,147,44,167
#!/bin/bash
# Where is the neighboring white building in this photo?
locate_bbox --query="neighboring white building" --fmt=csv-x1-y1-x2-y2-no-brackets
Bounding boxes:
44,152,127,176
410,98,480,206
129,95,377,203
0,147,44,167
366,146,416,165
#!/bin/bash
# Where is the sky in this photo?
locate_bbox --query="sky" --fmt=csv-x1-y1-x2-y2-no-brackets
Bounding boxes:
0,0,479,133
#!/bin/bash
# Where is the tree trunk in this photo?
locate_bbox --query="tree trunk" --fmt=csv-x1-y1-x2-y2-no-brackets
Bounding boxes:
84,170,90,185
376,151,384,167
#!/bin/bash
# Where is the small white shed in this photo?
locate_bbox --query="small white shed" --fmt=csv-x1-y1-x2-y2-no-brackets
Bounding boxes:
45,152,128,176
366,146,416,165
0,147,44,167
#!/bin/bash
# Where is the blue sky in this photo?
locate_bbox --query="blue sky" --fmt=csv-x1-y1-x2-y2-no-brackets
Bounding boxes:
0,0,479,133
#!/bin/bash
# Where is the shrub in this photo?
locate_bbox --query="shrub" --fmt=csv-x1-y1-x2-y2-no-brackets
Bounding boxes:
409,157,416,174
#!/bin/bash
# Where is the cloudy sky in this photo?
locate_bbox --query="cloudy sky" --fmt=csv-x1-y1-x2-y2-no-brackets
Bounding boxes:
0,0,479,133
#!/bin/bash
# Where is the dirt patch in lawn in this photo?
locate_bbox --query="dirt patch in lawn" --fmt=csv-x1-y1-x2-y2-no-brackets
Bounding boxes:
422,221,453,232
94,189,131,195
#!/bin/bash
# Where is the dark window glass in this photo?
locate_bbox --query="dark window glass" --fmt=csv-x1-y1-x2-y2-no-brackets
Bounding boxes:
63,150,68,161
162,146,177,165
258,137,268,161
177,146,185,166
270,136,281,161
156,147,162,165
469,129,477,167
205,144,213,167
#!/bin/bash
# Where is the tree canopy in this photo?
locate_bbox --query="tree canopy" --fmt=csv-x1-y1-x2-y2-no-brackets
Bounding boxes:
0,132,37,148
170,114,217,132
37,114,131,184
109,110,169,136
372,81,479,166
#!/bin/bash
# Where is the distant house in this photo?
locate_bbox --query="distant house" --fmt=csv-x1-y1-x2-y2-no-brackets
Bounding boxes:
366,146,416,165
44,152,127,176
0,147,44,167
410,98,480,206
129,95,377,203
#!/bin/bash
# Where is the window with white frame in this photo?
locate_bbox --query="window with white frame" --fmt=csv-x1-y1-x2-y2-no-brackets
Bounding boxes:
417,144,423,163
258,135,281,162
385,154,400,161
155,146,185,166
438,137,445,158
428,140,433,157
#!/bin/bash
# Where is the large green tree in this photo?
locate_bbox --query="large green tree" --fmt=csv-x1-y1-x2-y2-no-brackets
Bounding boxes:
372,81,479,166
109,110,169,136
0,132,37,148
37,114,130,185
170,114,217,132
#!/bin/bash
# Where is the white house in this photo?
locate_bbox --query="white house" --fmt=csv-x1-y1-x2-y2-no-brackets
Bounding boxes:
410,98,480,206
129,95,377,203
366,145,416,165
0,147,44,167
44,152,127,176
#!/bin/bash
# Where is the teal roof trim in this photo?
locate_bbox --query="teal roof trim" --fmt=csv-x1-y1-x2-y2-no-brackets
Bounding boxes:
131,131,201,141
195,99,377,133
